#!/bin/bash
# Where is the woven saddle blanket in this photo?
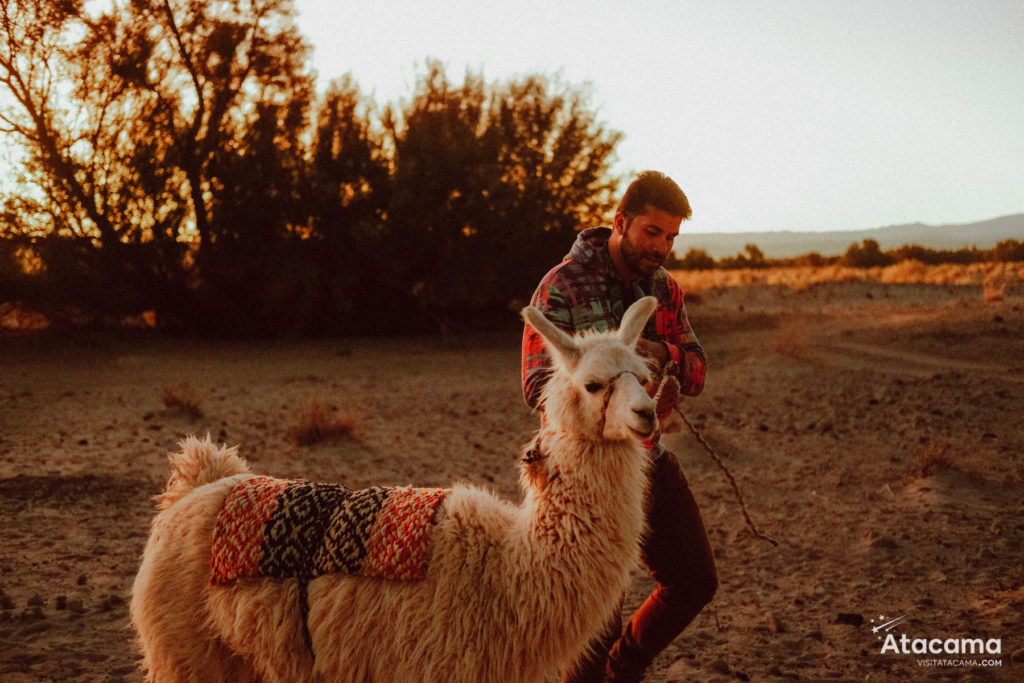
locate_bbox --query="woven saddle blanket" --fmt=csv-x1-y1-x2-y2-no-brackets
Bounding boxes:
210,476,447,584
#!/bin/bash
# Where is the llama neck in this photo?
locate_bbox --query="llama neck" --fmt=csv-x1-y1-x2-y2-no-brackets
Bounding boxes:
504,430,650,677
521,429,649,562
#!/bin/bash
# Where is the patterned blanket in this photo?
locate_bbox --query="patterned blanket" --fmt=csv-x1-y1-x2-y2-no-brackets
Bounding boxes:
210,476,447,584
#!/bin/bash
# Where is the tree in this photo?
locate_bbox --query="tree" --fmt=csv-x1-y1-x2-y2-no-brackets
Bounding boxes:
719,243,767,269
2,10,625,335
384,62,621,325
842,238,893,268
300,76,392,333
672,248,716,270
0,0,315,330
992,239,1024,263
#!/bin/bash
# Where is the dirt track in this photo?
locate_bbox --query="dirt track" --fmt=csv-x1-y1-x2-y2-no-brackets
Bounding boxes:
1,279,1022,681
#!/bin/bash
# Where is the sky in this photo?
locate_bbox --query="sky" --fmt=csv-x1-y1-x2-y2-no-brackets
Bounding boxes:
292,0,1023,234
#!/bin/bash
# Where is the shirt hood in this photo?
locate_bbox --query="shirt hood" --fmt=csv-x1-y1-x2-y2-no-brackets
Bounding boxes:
566,227,613,270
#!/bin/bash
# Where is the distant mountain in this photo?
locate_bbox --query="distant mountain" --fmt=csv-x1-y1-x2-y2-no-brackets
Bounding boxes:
677,214,1024,259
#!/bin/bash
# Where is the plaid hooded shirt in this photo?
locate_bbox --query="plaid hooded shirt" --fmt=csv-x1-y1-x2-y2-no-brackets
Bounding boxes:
521,227,707,420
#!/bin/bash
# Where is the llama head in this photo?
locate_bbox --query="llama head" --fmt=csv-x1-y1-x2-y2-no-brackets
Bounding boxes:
523,297,658,442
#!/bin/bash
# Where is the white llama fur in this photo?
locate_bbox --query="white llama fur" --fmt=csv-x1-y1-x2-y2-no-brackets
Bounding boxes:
130,296,660,682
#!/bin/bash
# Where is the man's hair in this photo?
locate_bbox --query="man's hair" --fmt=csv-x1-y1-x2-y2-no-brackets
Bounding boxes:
617,171,692,221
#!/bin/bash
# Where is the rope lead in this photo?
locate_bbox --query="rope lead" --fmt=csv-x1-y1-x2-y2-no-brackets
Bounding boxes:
675,406,780,547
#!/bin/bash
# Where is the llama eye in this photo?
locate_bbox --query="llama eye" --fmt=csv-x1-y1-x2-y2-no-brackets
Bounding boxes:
584,382,604,393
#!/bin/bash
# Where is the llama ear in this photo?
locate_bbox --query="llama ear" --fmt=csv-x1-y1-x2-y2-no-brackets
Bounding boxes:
618,296,658,348
522,306,580,369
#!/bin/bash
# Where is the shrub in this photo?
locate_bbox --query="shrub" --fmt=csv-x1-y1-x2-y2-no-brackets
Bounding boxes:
159,383,204,420
287,396,361,446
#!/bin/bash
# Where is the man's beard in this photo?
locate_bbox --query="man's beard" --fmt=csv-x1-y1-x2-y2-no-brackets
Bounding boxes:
620,231,665,277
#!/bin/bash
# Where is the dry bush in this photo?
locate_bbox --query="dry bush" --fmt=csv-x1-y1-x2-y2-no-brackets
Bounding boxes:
159,383,204,419
0,303,50,331
880,259,929,284
981,262,1023,302
915,441,958,477
287,396,361,446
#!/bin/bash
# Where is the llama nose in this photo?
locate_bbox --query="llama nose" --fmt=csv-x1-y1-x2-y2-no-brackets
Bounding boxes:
634,407,654,423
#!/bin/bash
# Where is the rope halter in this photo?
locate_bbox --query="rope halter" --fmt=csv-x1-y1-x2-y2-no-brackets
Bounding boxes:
596,370,649,436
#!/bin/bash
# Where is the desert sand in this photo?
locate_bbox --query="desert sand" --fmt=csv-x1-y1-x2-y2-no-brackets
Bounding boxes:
1,273,1022,681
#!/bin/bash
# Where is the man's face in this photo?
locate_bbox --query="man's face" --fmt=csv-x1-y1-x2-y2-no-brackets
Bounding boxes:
613,205,682,278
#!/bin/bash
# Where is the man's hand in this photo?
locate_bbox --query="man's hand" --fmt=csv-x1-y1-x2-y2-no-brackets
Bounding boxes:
635,338,669,366
647,372,681,421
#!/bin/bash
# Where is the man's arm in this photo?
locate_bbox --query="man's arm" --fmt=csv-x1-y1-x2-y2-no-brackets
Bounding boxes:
651,277,707,397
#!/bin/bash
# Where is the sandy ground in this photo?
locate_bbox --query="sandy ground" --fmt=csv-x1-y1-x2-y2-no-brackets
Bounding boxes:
1,278,1022,682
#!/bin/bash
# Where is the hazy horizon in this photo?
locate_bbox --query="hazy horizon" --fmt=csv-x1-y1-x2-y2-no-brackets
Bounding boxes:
683,211,1024,236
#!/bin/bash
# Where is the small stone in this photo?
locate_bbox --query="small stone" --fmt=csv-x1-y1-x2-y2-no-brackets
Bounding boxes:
56,596,67,610
76,574,88,586
706,658,731,675
835,612,864,627
664,657,695,681
27,594,44,608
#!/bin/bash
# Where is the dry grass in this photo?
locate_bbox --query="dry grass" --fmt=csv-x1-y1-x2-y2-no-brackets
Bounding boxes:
287,396,361,446
915,441,958,477
159,382,204,420
671,259,1024,294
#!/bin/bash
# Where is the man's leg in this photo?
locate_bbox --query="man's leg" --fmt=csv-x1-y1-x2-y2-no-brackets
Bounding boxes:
605,449,717,682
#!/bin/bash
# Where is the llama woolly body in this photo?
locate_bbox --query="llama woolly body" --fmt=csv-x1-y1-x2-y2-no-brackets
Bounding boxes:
131,297,659,682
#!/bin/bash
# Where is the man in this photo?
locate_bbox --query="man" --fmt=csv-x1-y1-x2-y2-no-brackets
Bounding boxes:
521,171,716,682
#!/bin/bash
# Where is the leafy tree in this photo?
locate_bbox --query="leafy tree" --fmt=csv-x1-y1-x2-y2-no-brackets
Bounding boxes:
743,243,766,267
672,248,716,270
719,243,768,269
793,251,828,267
301,76,392,333
0,0,315,331
992,239,1024,263
2,11,624,334
384,62,621,325
842,238,893,268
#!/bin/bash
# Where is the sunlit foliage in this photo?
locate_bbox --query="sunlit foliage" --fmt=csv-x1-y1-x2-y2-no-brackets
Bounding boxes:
1,4,620,334
0,0,314,327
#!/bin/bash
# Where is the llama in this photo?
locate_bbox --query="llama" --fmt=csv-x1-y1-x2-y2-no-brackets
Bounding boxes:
130,296,660,682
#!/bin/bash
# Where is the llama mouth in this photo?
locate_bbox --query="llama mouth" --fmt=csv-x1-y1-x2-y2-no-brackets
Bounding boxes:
630,426,654,439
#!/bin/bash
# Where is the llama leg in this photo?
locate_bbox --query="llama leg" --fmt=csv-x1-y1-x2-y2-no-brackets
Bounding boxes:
560,604,622,683
606,450,717,682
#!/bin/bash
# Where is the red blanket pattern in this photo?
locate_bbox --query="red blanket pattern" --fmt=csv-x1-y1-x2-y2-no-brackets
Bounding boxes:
210,476,447,584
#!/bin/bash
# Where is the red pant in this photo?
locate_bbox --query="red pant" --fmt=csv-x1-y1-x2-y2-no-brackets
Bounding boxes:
563,449,717,683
